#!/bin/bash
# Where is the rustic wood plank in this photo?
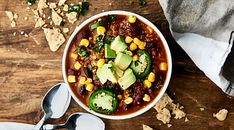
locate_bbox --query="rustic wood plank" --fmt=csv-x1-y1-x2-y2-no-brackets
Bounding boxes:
0,0,234,130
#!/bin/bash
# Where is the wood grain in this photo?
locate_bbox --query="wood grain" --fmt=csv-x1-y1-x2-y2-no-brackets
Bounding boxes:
0,0,234,130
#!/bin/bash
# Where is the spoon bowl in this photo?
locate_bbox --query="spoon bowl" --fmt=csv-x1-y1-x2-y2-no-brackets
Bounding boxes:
34,83,71,130
43,112,105,130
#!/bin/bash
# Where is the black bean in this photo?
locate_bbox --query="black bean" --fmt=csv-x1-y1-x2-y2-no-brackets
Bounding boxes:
67,68,80,76
79,85,86,95
83,67,93,78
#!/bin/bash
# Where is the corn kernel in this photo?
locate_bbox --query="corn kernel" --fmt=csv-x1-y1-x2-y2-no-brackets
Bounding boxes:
133,38,142,45
80,39,89,47
143,94,151,102
148,72,155,82
68,75,76,83
129,42,138,51
117,95,123,100
70,53,78,60
85,78,93,84
159,62,167,71
133,55,139,62
79,77,86,85
97,26,106,35
138,44,145,50
125,36,133,43
128,15,137,23
124,97,133,104
97,59,105,68
146,26,153,34
144,80,152,88
138,42,146,50
74,61,82,70
86,83,94,91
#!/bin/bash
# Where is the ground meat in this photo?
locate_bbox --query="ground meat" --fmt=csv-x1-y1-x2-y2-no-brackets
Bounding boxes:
118,19,140,37
132,81,147,105
107,21,120,37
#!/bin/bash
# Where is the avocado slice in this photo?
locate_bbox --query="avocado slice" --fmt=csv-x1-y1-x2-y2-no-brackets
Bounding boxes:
108,61,124,78
110,36,128,53
105,44,116,58
97,63,118,84
114,52,133,70
118,68,136,90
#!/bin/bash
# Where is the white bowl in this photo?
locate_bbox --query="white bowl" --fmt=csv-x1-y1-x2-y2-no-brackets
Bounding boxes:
62,11,172,120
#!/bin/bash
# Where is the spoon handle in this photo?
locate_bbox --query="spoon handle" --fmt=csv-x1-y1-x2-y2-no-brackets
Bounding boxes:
42,124,66,130
33,113,51,130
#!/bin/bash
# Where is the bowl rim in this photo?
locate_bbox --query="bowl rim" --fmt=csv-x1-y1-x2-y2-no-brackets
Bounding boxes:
62,10,172,120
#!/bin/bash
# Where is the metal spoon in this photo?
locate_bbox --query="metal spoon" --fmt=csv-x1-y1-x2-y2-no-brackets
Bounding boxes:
34,83,71,130
43,112,105,130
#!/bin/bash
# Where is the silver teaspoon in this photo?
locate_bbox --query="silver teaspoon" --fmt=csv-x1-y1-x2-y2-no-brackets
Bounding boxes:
43,112,105,130
34,83,71,130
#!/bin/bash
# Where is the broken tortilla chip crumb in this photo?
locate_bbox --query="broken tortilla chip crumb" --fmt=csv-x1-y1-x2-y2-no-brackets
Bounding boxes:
43,28,65,52
142,124,153,130
213,109,228,121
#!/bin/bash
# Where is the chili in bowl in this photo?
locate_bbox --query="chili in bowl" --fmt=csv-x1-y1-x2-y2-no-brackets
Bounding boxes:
62,11,172,119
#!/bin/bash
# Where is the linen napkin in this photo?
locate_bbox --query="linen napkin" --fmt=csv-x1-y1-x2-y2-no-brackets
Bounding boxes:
158,0,234,96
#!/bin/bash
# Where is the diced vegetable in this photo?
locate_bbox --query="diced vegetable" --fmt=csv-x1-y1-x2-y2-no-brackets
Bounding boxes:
118,68,136,90
131,50,151,78
143,94,150,102
111,36,128,53
86,83,94,91
70,53,78,60
144,80,152,88
124,97,133,104
68,75,76,83
129,43,138,51
80,39,89,47
133,37,142,45
74,61,82,70
114,52,133,70
148,72,155,82
97,59,105,68
90,15,116,30
104,44,116,58
88,88,118,114
77,46,89,56
133,55,139,62
125,36,133,43
79,77,86,85
159,62,167,71
128,15,137,23
97,63,117,84
97,26,106,35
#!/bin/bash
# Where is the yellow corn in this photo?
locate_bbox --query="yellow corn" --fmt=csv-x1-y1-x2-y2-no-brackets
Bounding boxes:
138,42,146,50
124,97,133,104
86,78,93,83
133,55,139,62
144,79,152,88
86,83,94,91
74,61,82,70
80,39,89,47
97,59,105,68
97,26,106,35
128,15,137,23
117,94,123,100
159,62,167,71
133,38,142,45
70,53,78,60
129,42,138,51
148,72,155,82
79,77,86,85
138,44,145,50
143,94,151,102
68,75,76,83
125,36,133,43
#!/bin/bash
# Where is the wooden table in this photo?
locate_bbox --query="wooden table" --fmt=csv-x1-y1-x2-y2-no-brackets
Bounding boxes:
0,0,234,129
